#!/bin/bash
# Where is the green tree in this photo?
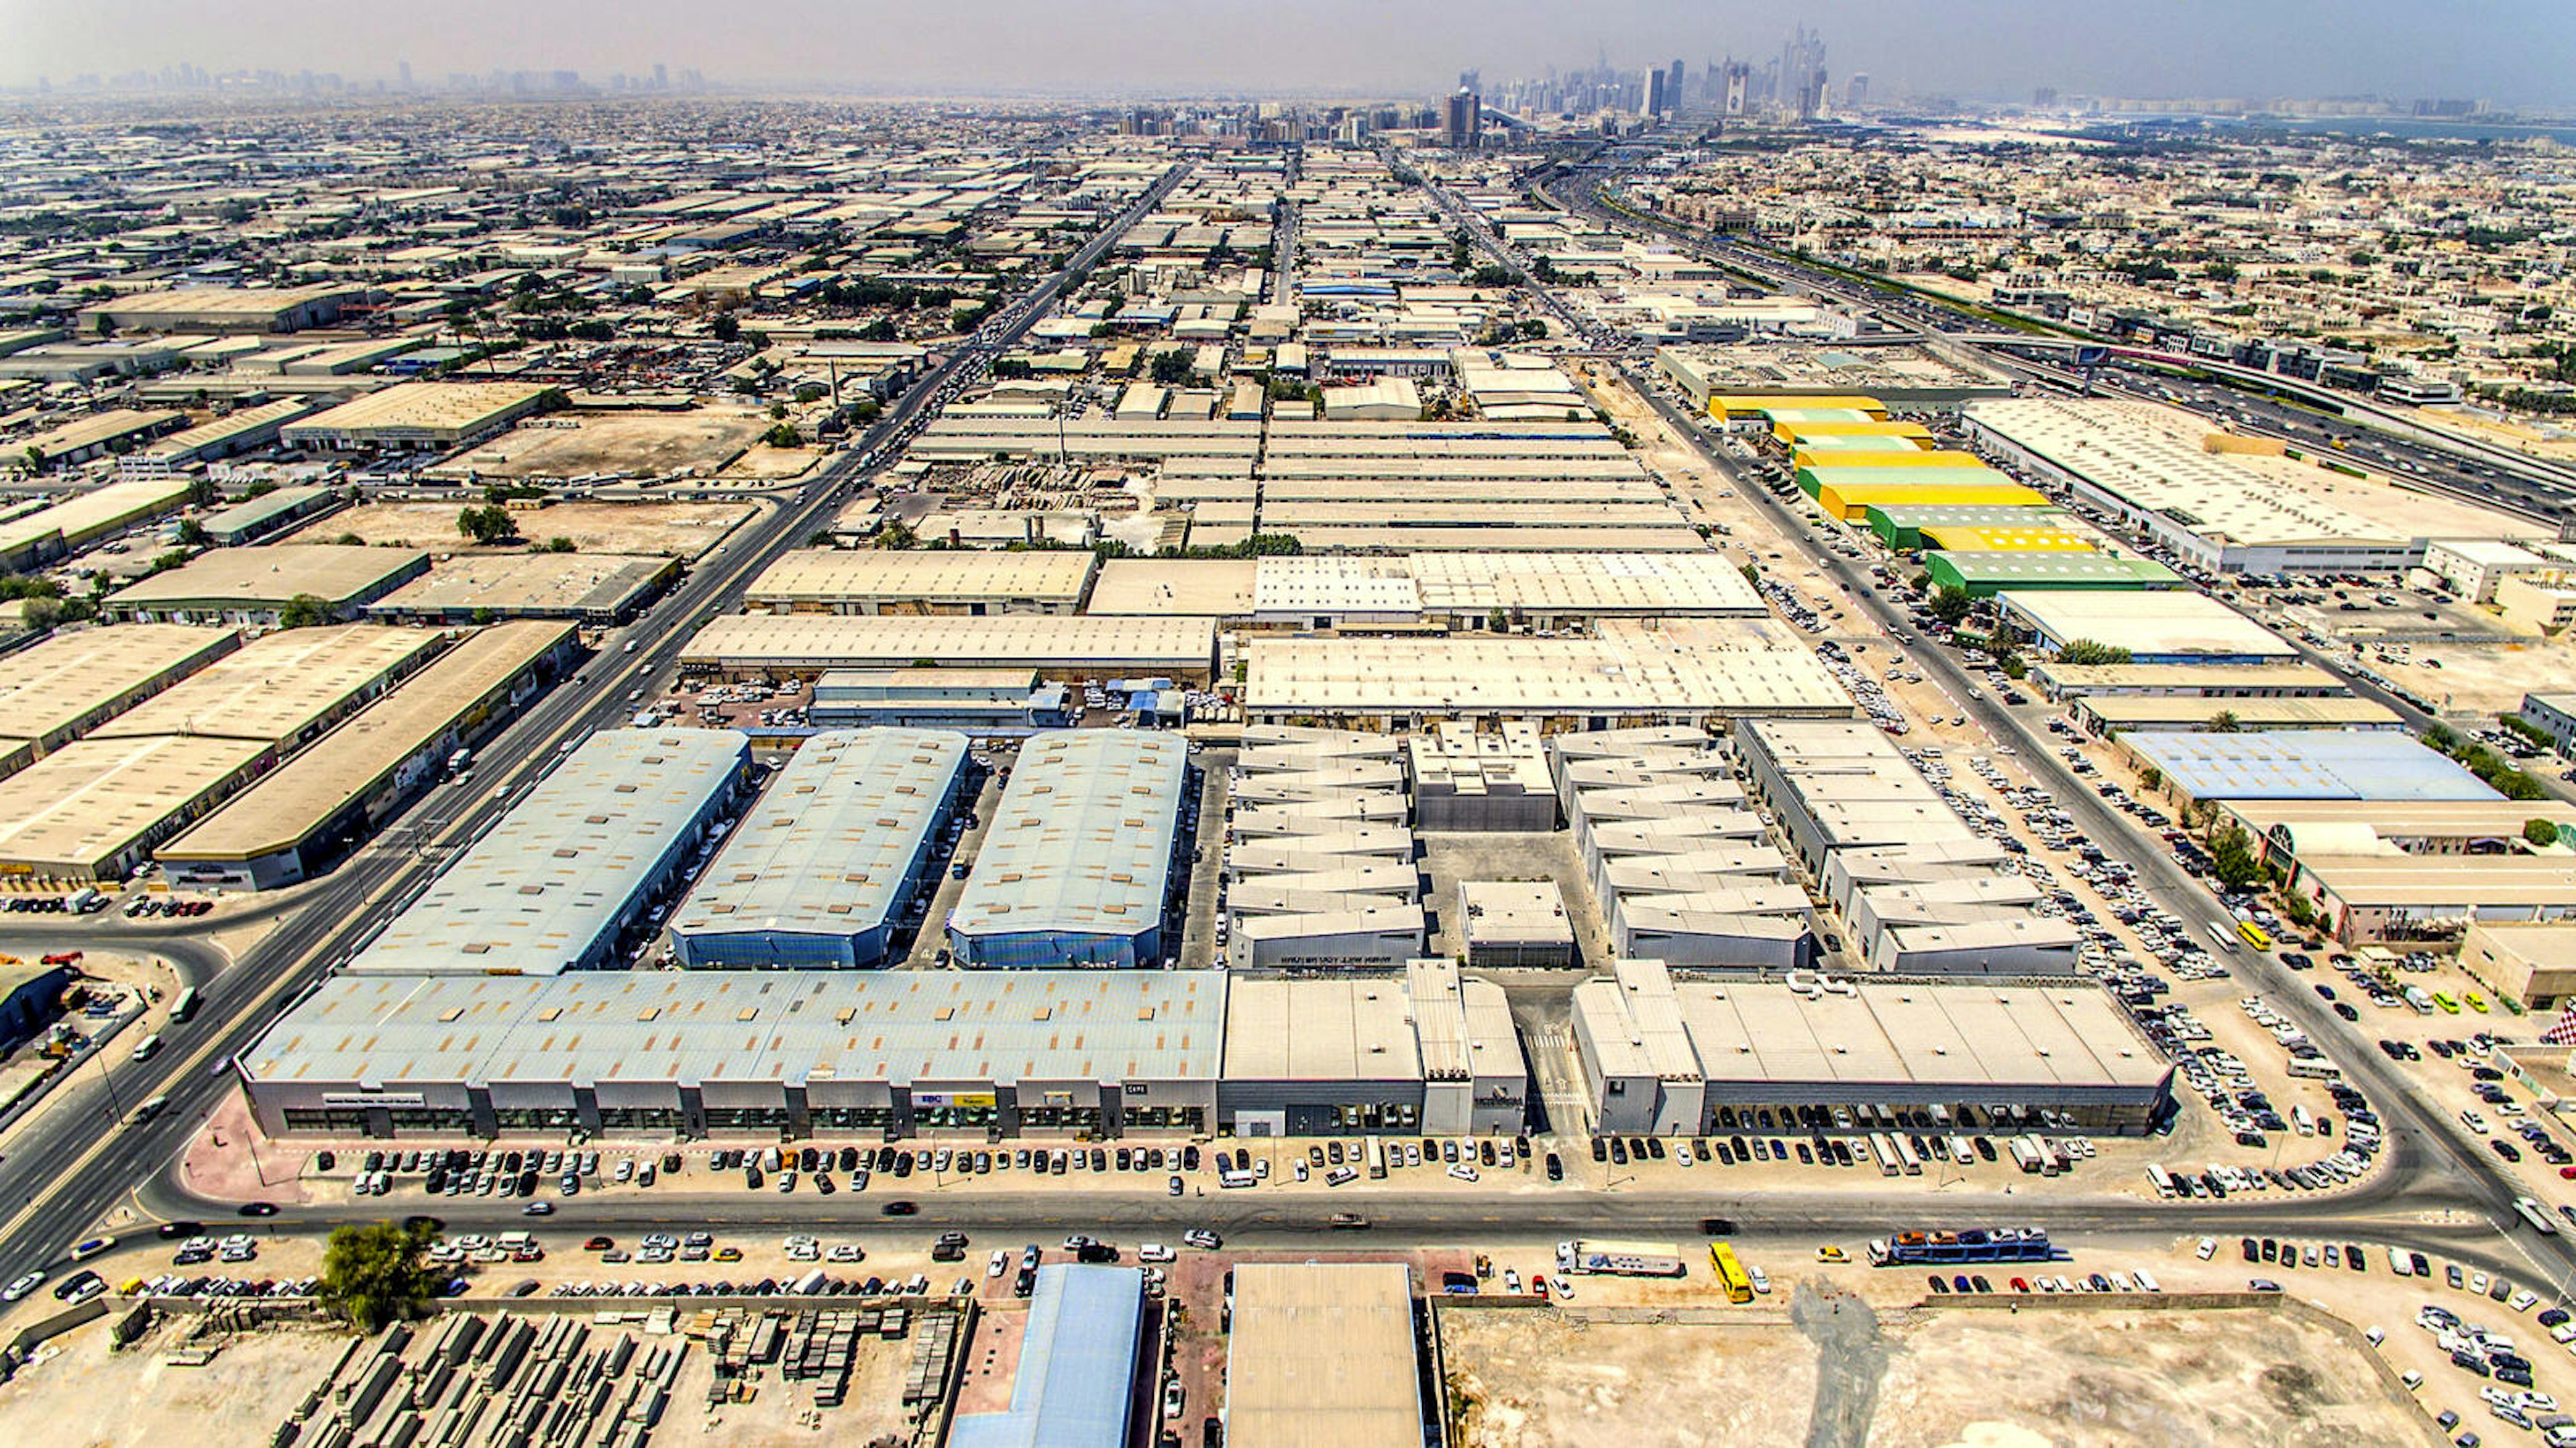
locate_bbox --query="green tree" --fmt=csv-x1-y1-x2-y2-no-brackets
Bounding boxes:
539,537,576,553
174,519,209,548
1149,349,1196,386
2138,766,2163,792
2208,822,2263,890
763,423,802,448
1930,586,1974,626
2204,710,2243,733
875,521,918,550
458,505,516,545
276,593,333,630
2526,819,2563,849
317,1221,441,1332
2053,639,2133,666
710,313,741,344
19,446,43,475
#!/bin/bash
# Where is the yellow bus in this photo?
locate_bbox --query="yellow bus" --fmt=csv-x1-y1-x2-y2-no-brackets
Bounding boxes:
1710,1242,1753,1304
2236,919,2272,951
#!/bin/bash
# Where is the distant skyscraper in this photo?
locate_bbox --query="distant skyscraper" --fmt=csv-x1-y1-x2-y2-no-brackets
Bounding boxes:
653,62,669,90
1459,68,1481,95
1844,72,1868,109
1668,60,1686,112
2032,87,2059,109
1723,61,1750,115
396,60,412,91
1444,87,1482,148
1646,67,1667,118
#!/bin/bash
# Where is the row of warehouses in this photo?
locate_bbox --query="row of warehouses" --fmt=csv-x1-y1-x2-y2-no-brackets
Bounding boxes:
1222,727,1426,971
0,620,574,884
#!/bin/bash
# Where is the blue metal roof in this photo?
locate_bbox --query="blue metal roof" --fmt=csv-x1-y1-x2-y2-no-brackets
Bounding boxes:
950,1264,1142,1448
2125,729,2502,803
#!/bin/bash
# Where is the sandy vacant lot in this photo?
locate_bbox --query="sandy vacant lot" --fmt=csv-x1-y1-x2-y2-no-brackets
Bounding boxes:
290,498,755,559
1441,1295,2435,1448
433,409,769,480
0,1314,350,1448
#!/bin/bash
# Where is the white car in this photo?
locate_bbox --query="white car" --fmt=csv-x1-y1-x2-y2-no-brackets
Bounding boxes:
2195,1237,2217,1261
1,1272,42,1302
1138,1243,1175,1264
1446,1163,1479,1183
987,1250,1010,1278
1748,1265,1771,1295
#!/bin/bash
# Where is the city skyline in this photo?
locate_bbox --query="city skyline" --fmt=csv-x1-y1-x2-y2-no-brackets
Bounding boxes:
5,0,2576,109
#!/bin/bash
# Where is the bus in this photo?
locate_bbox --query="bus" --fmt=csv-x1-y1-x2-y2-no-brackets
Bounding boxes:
2284,1057,2343,1082
1868,1133,1901,1177
2236,919,2273,951
1364,1137,1387,1180
2145,1165,2176,1199
1710,1242,1754,1304
1893,1135,1923,1176
168,987,199,1024
2205,921,2243,955
2515,1196,2561,1236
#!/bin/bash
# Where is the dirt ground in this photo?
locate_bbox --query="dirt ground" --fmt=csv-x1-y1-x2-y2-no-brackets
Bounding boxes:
430,409,769,481
719,443,827,480
287,498,755,559
0,1313,351,1448
1440,1297,2436,1448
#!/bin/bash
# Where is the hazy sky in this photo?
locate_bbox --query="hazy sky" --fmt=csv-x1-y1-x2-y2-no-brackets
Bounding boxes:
5,0,2573,107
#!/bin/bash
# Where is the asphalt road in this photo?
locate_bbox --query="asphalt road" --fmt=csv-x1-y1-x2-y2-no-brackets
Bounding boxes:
0,162,1189,1286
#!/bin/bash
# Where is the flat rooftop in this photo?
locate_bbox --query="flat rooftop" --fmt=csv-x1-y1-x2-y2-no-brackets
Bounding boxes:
156,623,574,864
1244,621,1854,717
949,731,1185,946
241,968,1226,1088
1225,1263,1421,1448
368,553,675,619
1083,558,1258,617
0,734,270,874
746,548,1097,607
670,728,969,945
1999,588,2295,659
282,382,551,439
0,623,239,751
684,614,1217,674
345,728,748,974
1672,972,2169,1091
108,544,428,610
2125,729,2502,803
92,624,441,747
1221,977,1424,1080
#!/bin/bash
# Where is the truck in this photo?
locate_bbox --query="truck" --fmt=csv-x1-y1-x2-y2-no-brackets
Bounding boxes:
1556,1239,1687,1279
2007,1137,2045,1174
1865,1227,2055,1268
2402,985,2435,1015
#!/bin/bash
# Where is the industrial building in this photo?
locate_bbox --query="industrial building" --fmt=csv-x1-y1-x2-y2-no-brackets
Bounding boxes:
2031,662,2350,702
154,623,576,890
90,623,442,752
1997,588,2297,665
0,474,195,570
2119,729,2502,808
2459,923,2576,1011
193,484,340,546
1966,397,2424,574
81,284,364,334
1554,727,1810,970
280,382,555,451
1223,727,1424,971
1224,1263,1424,1448
2070,694,2402,735
808,669,1073,733
107,544,431,627
344,728,751,976
237,968,1226,1139
1735,719,2077,975
1924,552,2182,597
669,729,969,970
1866,503,2068,551
2521,693,2576,757
1658,346,2015,411
1242,619,1855,731
1572,958,2173,1136
1408,721,1556,831
951,1265,1143,1448
0,623,240,761
0,733,272,882
744,549,1097,616
1232,551,1767,633
947,731,1187,969
1220,962,1527,1136
681,614,1219,686
366,552,679,625
1459,880,1576,968
19,409,188,466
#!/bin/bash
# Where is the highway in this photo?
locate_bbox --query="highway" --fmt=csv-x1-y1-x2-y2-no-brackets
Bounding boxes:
0,160,1187,1286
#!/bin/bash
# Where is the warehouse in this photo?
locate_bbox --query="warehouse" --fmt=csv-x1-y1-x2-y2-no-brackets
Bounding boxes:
1219,962,1527,1136
193,484,339,545
1224,727,1425,971
144,401,322,466
910,417,1262,464
1913,523,2096,554
744,549,1097,615
1966,397,2423,574
669,729,969,970
2235,798,2576,876
82,284,363,334
91,624,443,754
366,552,678,625
1662,346,2014,411
1083,558,1260,618
2070,694,2403,735
2120,729,2500,809
1409,721,1556,831
681,615,1219,686
107,544,431,627
2031,662,2349,702
1996,588,2296,664
1865,503,2068,552
2459,923,2576,1011
1925,552,2183,597
808,669,1073,733
0,623,240,761
0,733,272,882
237,968,1226,1139
1807,469,2051,523
344,728,751,976
953,1265,1144,1448
154,622,576,890
1571,958,2174,1136
1460,880,1576,968
1224,1264,1424,1448
2288,855,2576,949
280,382,555,451
19,409,188,466
947,731,1187,969
1242,620,1855,731
0,474,194,570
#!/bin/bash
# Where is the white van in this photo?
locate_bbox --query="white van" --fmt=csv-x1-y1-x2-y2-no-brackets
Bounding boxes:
131,1033,164,1062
